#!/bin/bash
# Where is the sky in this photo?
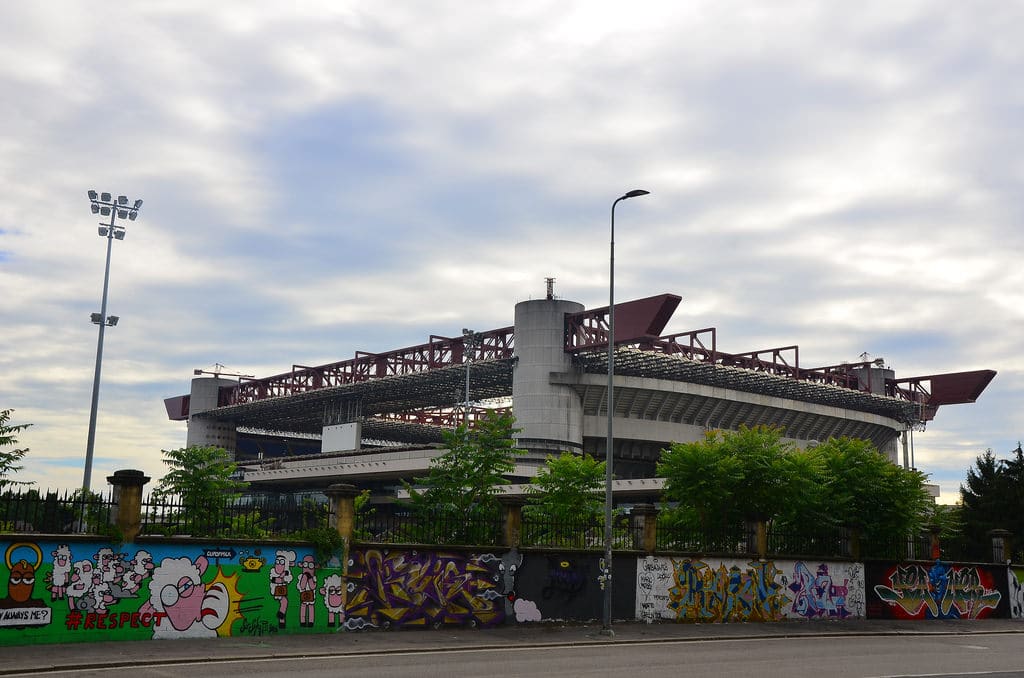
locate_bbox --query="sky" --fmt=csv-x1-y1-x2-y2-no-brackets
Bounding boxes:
1,1,1020,503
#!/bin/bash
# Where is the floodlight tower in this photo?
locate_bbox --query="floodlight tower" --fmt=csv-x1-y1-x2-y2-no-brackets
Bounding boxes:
83,191,142,493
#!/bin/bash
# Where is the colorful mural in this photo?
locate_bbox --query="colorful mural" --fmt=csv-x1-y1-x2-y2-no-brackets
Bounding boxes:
1009,568,1024,620
635,556,865,623
869,560,1004,620
0,540,341,645
344,549,505,629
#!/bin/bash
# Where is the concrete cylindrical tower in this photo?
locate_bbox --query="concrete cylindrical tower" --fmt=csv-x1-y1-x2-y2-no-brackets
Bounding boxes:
512,297,585,459
186,377,238,455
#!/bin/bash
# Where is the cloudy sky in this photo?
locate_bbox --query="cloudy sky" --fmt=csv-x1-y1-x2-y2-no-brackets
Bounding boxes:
1,1,1020,502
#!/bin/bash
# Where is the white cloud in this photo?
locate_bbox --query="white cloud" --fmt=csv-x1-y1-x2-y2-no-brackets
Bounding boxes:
1,0,1020,500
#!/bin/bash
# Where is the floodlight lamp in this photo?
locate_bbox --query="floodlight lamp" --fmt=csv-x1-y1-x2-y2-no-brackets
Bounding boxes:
100,206,111,216
88,190,98,200
194,369,203,375
100,192,111,202
91,313,102,324
128,212,137,221
113,229,125,240
91,204,100,214
117,209,128,219
117,195,128,205
133,199,143,210
107,315,119,326
98,227,108,236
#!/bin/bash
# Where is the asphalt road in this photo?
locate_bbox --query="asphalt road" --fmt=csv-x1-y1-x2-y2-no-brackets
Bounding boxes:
9,632,1024,678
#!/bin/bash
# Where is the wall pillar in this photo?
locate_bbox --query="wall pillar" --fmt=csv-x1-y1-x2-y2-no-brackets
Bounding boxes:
106,469,150,543
989,529,1013,564
499,496,527,548
629,503,659,554
325,483,360,542
926,524,942,560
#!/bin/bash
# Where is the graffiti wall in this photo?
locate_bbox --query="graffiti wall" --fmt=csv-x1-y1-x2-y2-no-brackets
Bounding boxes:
509,553,635,623
0,539,341,646
344,548,507,629
865,560,1007,620
1009,568,1024,620
635,556,866,623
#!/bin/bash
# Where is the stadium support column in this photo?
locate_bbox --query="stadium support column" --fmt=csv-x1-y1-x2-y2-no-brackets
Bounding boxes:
186,377,238,457
512,297,585,461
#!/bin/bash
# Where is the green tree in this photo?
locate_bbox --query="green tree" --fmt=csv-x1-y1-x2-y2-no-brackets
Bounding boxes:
403,410,522,544
960,443,1024,560
658,425,816,532
151,446,249,536
813,437,933,549
525,452,606,521
0,409,32,492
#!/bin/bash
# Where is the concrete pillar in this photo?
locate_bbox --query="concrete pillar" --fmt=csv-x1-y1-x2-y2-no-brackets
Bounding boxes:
989,529,1012,564
186,377,238,455
926,524,942,560
499,496,527,548
106,469,150,543
629,503,659,554
512,298,585,460
325,483,361,542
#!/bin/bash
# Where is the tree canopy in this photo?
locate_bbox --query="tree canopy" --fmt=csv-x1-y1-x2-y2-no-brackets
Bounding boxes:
960,443,1024,559
525,451,606,521
0,409,32,492
152,445,247,508
657,426,933,546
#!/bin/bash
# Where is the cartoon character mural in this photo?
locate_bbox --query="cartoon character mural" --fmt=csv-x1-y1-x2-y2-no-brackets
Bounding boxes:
120,550,154,596
270,550,296,629
49,545,72,601
66,559,96,612
319,573,345,627
871,560,1003,620
0,543,50,628
140,555,242,638
297,555,317,628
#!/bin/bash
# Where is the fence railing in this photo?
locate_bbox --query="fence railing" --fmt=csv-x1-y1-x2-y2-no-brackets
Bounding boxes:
656,522,755,555
0,489,117,536
766,525,851,559
139,495,331,539
355,506,504,546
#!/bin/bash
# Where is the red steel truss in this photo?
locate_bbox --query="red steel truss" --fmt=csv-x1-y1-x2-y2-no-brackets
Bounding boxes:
166,293,995,427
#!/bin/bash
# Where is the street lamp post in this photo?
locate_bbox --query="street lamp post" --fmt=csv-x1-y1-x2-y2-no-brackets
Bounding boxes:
461,328,482,426
603,188,649,633
83,191,142,494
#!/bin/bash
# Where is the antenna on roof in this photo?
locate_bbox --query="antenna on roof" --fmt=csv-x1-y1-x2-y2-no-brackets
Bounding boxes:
545,277,556,300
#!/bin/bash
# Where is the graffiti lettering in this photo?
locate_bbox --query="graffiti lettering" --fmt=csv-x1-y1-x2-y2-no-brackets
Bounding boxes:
541,558,586,603
873,561,1001,619
667,559,789,623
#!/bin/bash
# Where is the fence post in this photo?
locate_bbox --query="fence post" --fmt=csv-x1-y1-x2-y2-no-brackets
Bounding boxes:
325,483,360,542
847,523,862,560
106,469,150,543
629,503,659,553
988,529,1012,564
926,524,942,559
499,496,526,548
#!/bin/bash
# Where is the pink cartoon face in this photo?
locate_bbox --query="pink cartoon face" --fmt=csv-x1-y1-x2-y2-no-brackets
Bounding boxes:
325,584,343,609
158,575,229,632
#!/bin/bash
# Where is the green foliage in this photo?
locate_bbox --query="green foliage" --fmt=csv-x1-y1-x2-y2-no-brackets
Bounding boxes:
525,452,605,520
960,443,1024,560
0,409,33,492
402,410,522,545
152,445,248,508
657,428,934,551
658,425,811,531
814,436,932,544
299,525,346,564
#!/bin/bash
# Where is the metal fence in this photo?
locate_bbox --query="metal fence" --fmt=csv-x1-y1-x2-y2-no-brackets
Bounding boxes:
519,514,632,550
0,488,117,535
139,495,331,539
355,506,504,546
766,524,851,558
656,522,755,555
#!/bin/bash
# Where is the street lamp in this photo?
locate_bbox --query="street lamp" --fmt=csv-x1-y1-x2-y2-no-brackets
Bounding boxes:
461,328,482,426
83,190,142,494
603,188,649,633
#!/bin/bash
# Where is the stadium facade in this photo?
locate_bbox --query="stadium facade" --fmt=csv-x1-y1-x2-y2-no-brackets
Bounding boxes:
164,289,995,501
